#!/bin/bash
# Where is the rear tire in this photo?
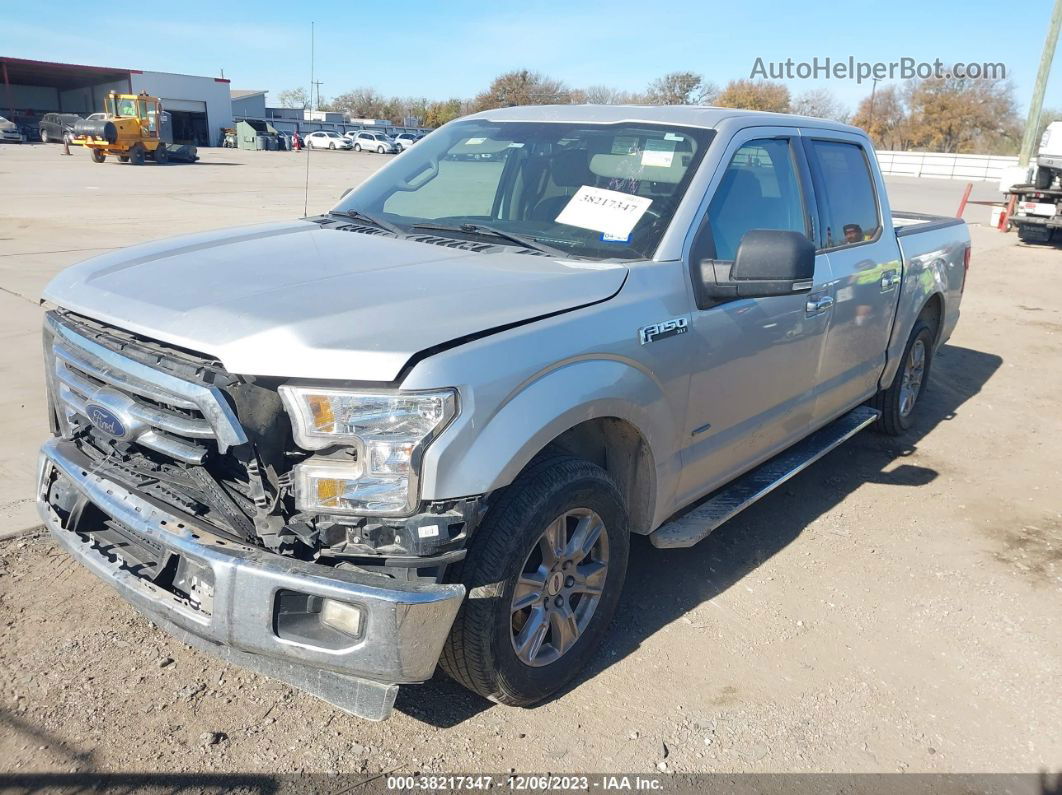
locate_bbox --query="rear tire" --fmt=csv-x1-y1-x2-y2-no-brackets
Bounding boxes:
1034,167,1054,190
870,318,934,436
354,143,361,152
154,143,168,164
128,144,146,165
441,456,629,707
90,148,106,163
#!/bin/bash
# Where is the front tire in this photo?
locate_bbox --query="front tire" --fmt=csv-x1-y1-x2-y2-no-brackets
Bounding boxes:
40,129,49,144
1034,167,1054,190
354,143,361,152
90,148,106,163
871,318,934,435
154,143,168,164
441,456,629,707
329,142,336,150
128,144,146,165
377,145,385,154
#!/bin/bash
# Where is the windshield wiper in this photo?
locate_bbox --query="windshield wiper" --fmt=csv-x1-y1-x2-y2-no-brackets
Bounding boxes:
410,222,572,258
330,208,404,236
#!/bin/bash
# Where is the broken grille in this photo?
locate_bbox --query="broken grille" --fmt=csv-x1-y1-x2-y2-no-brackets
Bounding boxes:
46,314,247,465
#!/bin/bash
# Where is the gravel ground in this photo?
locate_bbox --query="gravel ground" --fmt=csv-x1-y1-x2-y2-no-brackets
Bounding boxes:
0,146,1059,781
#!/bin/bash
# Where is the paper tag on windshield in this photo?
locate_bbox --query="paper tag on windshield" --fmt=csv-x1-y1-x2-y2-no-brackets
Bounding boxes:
641,139,675,167
556,186,653,238
465,137,486,145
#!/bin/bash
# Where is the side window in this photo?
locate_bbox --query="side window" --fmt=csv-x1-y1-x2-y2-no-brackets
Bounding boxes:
808,140,881,248
704,139,807,261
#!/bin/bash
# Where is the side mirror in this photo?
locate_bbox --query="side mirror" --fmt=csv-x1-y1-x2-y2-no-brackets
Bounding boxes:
697,229,815,302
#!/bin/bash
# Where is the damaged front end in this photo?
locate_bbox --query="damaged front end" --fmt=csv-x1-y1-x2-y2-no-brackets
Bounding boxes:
37,310,473,719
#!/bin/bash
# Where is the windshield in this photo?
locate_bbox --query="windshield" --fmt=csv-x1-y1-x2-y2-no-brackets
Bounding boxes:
335,119,715,260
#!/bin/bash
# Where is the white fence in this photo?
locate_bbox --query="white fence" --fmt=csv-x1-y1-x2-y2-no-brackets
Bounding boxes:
875,150,1018,182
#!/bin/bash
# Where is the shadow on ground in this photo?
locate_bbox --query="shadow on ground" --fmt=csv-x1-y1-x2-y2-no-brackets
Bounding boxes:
395,344,1002,727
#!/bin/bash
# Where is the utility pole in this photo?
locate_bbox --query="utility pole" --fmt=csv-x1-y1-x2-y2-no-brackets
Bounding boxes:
309,21,315,113
1019,0,1062,167
867,77,881,132
312,81,324,112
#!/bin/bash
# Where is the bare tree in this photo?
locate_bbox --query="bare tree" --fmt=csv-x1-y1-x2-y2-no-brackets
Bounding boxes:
792,88,849,122
276,87,309,109
473,70,571,111
716,79,790,113
644,72,716,105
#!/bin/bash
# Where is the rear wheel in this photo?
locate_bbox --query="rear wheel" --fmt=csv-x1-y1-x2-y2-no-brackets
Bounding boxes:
90,148,106,163
329,141,336,150
353,143,361,152
128,144,146,165
154,143,169,164
871,318,934,435
441,456,629,706
1034,167,1054,190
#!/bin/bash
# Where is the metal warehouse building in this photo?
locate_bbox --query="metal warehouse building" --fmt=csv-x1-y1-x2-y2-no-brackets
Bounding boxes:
0,56,234,146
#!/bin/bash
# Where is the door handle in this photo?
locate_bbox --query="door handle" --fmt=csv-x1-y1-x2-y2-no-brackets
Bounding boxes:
806,295,834,315
880,270,900,291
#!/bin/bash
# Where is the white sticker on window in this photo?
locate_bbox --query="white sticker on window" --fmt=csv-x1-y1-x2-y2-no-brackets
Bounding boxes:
555,186,653,238
641,139,675,167
465,137,486,145
664,132,684,142
418,524,441,539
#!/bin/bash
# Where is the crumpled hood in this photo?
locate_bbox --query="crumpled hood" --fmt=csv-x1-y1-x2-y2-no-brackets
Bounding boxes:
43,220,627,382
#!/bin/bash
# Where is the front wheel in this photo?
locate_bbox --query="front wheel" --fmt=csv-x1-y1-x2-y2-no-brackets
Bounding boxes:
40,129,49,144
377,145,385,154
90,148,106,163
870,318,934,435
128,144,146,165
353,143,361,152
441,456,629,706
154,143,168,164
329,142,336,150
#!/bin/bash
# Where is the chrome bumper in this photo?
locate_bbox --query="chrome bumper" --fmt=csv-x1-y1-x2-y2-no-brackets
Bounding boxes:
36,438,465,721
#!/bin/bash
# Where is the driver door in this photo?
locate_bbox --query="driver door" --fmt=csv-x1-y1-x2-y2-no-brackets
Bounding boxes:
676,128,834,506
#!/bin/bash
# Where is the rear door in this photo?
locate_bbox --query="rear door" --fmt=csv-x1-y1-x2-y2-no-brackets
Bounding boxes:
677,128,834,504
800,134,903,418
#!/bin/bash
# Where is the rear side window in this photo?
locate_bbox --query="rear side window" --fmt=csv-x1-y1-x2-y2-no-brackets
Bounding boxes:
704,138,807,261
808,140,881,248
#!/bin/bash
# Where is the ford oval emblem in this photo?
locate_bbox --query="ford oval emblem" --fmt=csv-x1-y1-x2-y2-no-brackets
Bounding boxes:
85,404,128,439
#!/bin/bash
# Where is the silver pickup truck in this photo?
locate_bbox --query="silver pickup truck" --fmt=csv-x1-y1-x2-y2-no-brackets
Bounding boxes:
37,106,969,720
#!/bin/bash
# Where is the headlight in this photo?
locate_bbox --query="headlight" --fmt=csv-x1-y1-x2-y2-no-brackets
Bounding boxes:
279,387,456,516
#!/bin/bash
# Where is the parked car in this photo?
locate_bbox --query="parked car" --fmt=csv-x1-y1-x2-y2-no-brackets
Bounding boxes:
305,130,352,150
351,130,397,153
393,132,420,150
37,106,969,721
39,113,82,144
0,115,22,144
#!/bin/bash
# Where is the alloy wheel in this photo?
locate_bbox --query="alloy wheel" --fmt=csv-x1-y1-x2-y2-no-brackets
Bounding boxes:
899,338,926,417
510,508,609,667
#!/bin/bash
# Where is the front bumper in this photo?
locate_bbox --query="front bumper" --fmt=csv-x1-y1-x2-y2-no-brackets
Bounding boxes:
36,438,465,720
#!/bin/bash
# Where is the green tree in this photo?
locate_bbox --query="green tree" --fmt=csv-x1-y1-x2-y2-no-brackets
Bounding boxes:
904,75,1020,154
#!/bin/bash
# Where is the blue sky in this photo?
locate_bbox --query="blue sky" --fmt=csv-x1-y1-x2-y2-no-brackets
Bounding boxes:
3,0,1061,114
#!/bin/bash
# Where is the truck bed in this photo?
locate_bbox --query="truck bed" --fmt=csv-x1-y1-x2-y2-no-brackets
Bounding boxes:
892,210,966,237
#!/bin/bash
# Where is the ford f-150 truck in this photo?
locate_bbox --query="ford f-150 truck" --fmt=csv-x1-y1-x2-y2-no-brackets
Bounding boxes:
37,106,969,720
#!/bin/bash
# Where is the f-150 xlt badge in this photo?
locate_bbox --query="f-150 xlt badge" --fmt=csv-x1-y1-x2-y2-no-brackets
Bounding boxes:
639,317,689,345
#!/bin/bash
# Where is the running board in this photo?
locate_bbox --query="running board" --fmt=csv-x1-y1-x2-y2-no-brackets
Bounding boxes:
649,406,880,549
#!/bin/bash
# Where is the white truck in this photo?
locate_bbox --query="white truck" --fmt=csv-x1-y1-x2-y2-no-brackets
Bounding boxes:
1009,120,1062,244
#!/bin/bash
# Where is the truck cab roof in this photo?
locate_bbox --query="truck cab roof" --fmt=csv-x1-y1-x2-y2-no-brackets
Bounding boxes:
464,104,864,136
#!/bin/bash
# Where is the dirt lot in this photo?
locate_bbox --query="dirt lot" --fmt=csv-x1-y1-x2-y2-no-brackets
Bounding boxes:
0,143,1059,780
